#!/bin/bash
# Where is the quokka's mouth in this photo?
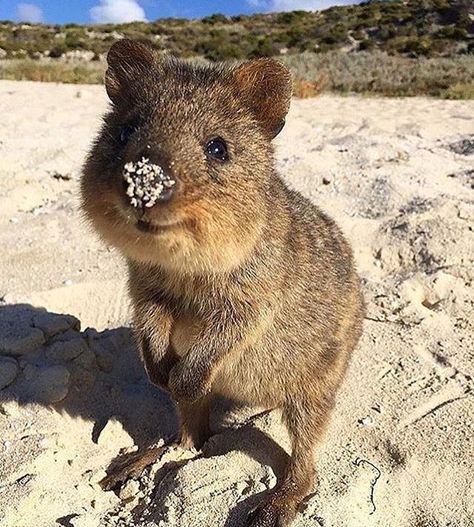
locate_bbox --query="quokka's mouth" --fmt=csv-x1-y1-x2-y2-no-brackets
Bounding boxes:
136,219,181,234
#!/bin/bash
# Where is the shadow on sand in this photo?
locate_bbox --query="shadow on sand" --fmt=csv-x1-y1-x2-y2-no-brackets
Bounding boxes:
0,303,175,448
0,303,290,526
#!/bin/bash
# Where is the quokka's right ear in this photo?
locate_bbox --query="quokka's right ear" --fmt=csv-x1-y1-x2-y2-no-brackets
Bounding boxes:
232,58,292,140
105,39,156,103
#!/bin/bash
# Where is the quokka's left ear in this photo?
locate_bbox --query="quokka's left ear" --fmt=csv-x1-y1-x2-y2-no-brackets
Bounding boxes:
232,58,292,139
105,39,156,104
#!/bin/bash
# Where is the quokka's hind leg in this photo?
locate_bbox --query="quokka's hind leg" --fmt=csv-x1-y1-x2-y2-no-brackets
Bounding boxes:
101,394,212,491
247,393,334,527
177,394,212,450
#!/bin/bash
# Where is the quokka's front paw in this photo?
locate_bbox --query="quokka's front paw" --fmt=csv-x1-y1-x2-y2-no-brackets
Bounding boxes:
168,363,211,403
140,340,180,392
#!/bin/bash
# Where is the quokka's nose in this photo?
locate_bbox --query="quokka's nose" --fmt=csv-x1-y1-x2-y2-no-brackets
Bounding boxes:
122,156,176,209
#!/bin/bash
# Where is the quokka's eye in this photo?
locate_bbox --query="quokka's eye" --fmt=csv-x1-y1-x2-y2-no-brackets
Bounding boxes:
119,125,136,145
205,138,229,162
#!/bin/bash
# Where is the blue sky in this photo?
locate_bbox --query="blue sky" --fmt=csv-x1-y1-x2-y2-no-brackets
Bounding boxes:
1,1,362,24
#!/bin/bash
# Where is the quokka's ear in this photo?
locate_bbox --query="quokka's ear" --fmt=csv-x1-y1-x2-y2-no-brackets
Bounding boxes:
105,39,156,103
232,58,292,139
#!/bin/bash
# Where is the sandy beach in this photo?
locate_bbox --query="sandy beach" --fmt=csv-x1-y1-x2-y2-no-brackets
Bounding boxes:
0,80,473,527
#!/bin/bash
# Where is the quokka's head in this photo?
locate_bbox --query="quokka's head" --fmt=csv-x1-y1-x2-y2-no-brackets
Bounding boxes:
81,39,292,274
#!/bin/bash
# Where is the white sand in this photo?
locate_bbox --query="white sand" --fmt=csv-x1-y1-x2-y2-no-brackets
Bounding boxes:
0,80,473,527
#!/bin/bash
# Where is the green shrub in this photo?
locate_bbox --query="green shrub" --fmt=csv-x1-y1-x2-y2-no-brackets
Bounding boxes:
286,27,306,47
193,38,244,61
202,14,228,25
48,44,66,58
351,30,365,40
276,11,307,25
401,38,432,56
65,31,87,50
359,39,375,51
435,26,469,40
249,37,279,58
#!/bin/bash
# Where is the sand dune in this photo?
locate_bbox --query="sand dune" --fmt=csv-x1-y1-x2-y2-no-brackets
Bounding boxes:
0,80,473,527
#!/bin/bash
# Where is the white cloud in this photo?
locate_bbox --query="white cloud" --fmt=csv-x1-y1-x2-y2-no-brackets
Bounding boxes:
249,0,358,12
90,0,147,24
16,3,44,23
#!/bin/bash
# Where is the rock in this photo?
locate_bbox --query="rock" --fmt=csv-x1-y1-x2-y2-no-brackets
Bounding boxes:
458,202,474,221
119,479,140,501
69,513,102,527
0,322,45,356
69,363,97,389
16,473,34,487
86,469,108,485
52,328,83,342
95,333,120,353
83,327,100,346
449,135,474,156
73,346,97,370
93,343,114,372
98,328,131,353
0,357,19,389
97,417,134,449
33,312,80,339
24,364,70,403
46,338,89,362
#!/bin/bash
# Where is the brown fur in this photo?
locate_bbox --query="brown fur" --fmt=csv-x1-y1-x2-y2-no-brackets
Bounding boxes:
81,39,364,527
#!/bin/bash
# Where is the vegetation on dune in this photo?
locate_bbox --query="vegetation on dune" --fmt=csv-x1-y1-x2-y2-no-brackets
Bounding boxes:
282,51,474,98
0,59,104,83
1,0,473,60
2,52,473,99
0,0,472,98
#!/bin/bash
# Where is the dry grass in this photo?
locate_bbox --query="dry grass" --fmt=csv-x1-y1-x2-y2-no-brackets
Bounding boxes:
0,59,104,84
281,51,474,98
443,83,474,100
0,51,473,99
293,75,328,98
